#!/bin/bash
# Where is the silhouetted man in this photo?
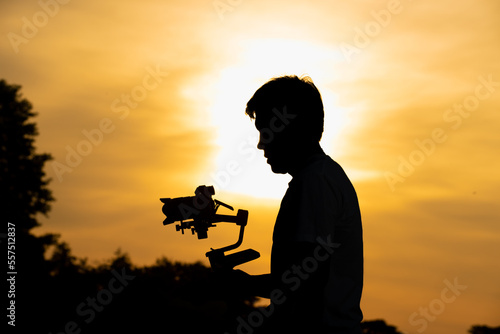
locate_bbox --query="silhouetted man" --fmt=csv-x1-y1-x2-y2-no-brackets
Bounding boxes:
233,75,363,334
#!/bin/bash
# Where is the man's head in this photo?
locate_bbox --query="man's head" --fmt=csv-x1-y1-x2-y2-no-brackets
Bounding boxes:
245,75,324,174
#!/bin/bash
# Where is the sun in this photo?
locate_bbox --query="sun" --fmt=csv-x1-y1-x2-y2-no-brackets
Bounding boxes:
200,38,353,199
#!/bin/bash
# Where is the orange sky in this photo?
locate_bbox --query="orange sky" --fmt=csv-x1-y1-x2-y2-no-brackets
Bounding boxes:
2,1,500,333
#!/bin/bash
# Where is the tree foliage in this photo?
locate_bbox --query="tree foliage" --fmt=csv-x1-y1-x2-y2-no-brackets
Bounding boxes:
361,319,403,334
0,79,54,231
469,325,500,334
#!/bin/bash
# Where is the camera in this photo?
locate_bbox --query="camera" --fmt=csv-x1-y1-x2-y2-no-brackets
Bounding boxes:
160,185,221,239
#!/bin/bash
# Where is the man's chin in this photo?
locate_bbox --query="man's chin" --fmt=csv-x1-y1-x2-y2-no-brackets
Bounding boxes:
269,163,287,174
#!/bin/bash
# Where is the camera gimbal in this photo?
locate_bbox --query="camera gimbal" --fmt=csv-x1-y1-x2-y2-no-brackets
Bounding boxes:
160,186,260,271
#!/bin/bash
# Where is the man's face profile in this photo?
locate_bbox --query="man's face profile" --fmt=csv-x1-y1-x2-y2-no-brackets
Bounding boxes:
255,111,296,175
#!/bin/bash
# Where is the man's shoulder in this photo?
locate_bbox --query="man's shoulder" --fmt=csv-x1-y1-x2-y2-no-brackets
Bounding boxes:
294,154,350,185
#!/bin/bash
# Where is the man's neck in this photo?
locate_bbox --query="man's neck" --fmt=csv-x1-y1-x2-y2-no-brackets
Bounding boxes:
288,142,325,177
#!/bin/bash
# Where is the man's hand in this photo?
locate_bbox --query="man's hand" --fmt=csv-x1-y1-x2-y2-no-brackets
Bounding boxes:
210,269,253,297
210,269,272,298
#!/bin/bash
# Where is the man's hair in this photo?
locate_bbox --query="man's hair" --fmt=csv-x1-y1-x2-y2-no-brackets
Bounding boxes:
245,75,324,142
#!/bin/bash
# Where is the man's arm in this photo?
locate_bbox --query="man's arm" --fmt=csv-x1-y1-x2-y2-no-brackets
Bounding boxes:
270,241,331,297
242,273,273,298
234,241,331,299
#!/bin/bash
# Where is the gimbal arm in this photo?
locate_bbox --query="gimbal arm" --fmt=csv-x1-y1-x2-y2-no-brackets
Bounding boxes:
205,210,259,271
209,210,248,254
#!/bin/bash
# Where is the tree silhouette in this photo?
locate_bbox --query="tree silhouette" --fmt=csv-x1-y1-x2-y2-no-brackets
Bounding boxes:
361,319,403,334
0,79,54,231
48,241,83,276
469,325,500,334
0,79,58,264
1,79,60,328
